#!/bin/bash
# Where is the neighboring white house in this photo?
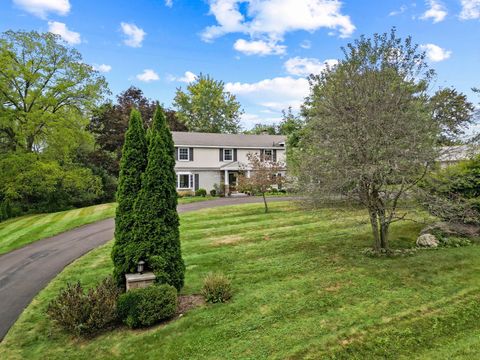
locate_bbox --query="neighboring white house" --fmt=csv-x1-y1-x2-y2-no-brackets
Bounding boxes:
438,145,480,168
172,132,287,194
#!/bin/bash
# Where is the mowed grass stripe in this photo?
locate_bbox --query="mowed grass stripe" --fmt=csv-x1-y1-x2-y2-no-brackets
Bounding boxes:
0,203,116,255
2,202,480,359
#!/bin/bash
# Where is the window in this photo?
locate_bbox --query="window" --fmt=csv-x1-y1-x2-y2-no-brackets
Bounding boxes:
177,174,194,189
264,149,273,161
223,148,233,161
178,147,189,161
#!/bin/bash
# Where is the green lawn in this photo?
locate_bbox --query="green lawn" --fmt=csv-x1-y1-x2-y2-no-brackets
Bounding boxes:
0,203,117,255
0,197,218,255
1,202,480,359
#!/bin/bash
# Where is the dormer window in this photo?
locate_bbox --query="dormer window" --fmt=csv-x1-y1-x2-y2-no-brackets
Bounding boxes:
223,148,233,161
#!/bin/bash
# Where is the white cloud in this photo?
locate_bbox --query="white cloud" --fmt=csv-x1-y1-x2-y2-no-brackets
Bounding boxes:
169,71,197,83
47,21,81,45
226,76,310,111
241,112,282,125
201,0,355,55
460,0,480,19
300,40,312,49
165,0,173,7
233,39,286,56
389,4,407,16
420,0,447,23
136,69,159,82
13,0,70,18
284,57,337,76
93,64,112,73
120,22,146,48
420,43,452,62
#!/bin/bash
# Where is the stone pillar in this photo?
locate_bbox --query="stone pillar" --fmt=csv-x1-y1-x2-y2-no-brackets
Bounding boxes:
125,272,156,291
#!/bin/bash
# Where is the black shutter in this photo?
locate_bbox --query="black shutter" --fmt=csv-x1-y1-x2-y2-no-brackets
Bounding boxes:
189,147,194,161
273,149,277,162
219,148,223,161
233,149,237,161
194,174,199,191
175,147,179,161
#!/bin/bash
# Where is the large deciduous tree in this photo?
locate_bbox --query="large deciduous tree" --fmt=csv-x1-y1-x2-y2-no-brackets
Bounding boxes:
173,74,243,133
112,109,147,286
297,29,439,252
132,107,185,290
88,87,187,175
430,88,475,145
0,30,107,152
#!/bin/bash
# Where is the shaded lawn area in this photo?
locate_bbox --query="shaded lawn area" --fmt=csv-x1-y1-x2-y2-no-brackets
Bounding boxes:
1,202,480,359
0,196,217,255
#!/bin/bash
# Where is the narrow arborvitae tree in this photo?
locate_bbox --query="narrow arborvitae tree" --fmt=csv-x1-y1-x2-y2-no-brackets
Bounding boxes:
133,107,185,290
112,109,147,286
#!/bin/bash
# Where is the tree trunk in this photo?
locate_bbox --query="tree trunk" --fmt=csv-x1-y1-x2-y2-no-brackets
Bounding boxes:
262,192,268,213
378,209,390,251
368,209,381,250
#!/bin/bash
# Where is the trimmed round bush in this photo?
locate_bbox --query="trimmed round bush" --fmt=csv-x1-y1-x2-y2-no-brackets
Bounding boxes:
210,189,216,197
195,188,207,197
117,284,177,328
201,273,232,303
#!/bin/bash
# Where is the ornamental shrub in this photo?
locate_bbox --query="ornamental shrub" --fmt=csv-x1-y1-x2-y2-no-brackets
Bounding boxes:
195,188,207,197
418,155,480,225
117,284,177,328
112,109,148,286
47,277,120,337
210,189,217,197
201,272,232,303
133,107,185,290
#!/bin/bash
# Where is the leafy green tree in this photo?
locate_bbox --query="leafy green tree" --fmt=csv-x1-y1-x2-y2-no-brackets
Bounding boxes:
0,152,103,213
430,88,475,144
0,30,107,152
173,74,243,133
112,109,148,286
245,123,278,135
297,29,438,252
133,107,185,290
88,87,187,176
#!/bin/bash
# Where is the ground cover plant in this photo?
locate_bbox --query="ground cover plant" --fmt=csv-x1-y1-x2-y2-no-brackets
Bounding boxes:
2,201,480,359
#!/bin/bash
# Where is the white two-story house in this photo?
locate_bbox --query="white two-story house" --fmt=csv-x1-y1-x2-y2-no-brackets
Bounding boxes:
172,132,287,194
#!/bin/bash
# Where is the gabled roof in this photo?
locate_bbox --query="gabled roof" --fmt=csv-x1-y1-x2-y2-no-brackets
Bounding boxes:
172,131,286,148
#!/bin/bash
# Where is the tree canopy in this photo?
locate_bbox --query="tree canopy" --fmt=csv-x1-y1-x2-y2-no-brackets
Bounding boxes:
173,74,243,133
296,29,438,251
0,30,108,153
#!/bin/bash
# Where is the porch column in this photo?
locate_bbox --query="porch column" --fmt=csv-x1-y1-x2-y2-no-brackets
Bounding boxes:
247,170,251,178
224,170,229,196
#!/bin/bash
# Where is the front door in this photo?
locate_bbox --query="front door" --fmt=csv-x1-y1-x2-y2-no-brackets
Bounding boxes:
228,172,237,191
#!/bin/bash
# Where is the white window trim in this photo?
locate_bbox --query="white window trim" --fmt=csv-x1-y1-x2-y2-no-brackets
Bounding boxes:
223,148,233,161
178,147,190,162
177,173,194,190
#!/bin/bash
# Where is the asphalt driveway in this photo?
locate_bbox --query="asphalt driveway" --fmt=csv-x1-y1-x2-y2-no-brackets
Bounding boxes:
0,196,295,340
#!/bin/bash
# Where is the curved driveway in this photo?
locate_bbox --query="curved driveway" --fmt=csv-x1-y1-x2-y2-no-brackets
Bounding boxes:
0,196,295,340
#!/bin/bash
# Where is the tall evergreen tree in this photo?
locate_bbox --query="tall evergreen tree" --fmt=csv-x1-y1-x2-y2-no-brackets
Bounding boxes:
112,109,147,286
133,107,185,290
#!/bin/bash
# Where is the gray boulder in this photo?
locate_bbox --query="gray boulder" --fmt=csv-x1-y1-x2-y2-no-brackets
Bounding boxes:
416,233,439,248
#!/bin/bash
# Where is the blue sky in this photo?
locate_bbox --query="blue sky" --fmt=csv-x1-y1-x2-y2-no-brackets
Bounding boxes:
1,0,479,129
